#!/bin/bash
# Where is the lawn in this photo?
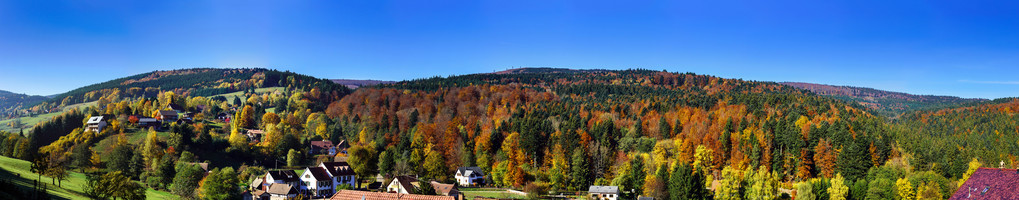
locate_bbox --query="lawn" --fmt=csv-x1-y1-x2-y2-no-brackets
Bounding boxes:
210,87,286,104
0,155,178,200
460,188,527,200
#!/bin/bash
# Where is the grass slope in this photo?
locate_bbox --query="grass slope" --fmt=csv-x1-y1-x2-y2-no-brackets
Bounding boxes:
0,156,176,200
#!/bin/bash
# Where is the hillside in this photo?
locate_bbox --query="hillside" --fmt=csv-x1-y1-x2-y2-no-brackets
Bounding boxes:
335,67,893,194
780,82,986,118
0,90,48,120
331,79,395,89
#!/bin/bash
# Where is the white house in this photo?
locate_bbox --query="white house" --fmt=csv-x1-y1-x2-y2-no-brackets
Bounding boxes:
320,162,357,188
299,166,334,198
85,116,107,133
588,186,620,200
387,176,419,194
263,170,301,189
266,183,298,200
454,167,485,187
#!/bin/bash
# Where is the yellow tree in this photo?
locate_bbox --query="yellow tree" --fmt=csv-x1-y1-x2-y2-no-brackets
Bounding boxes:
827,173,849,200
895,178,915,200
693,145,713,173
958,158,981,187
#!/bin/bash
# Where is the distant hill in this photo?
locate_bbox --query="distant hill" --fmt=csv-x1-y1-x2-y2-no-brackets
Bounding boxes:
331,79,395,89
0,90,48,119
491,67,609,74
780,82,987,118
35,68,347,114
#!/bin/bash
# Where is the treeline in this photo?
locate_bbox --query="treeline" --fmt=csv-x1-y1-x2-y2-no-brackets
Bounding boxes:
334,69,894,198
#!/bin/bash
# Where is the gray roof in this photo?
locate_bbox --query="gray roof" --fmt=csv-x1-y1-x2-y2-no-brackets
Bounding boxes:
86,116,104,124
457,166,485,176
588,186,619,194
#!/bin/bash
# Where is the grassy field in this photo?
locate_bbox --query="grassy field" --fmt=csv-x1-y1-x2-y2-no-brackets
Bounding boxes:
0,101,97,133
210,87,286,104
460,188,527,200
0,156,177,200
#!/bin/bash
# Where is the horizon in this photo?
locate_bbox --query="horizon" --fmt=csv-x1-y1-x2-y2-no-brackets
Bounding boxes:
2,1,1019,99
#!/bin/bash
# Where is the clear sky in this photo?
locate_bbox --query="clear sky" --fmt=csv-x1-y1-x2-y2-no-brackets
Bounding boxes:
1,1,1018,99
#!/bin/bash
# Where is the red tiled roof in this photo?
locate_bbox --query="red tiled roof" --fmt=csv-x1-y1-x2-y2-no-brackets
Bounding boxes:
331,190,455,200
950,167,1019,200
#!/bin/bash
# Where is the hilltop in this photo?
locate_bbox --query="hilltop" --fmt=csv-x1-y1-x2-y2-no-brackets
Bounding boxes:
0,90,48,119
780,82,987,118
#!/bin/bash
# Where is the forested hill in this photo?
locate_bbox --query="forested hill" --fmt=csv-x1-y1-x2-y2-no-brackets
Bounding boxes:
780,82,986,118
335,68,896,196
0,90,49,119
34,68,347,114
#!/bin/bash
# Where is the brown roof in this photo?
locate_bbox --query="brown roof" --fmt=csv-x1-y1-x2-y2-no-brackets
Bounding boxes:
321,162,356,176
311,140,335,149
159,110,178,117
951,167,1019,199
392,176,419,192
331,190,455,200
266,183,298,195
429,181,458,196
306,167,331,181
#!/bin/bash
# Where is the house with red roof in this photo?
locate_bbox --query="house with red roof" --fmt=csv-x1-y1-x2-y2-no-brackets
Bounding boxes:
950,167,1019,199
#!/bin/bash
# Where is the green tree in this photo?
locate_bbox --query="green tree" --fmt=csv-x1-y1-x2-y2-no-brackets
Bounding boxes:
200,167,240,200
570,148,590,191
838,140,871,181
379,148,396,176
287,149,301,167
850,179,868,200
745,166,778,200
828,173,849,200
84,171,146,200
108,144,134,173
347,145,378,188
424,150,447,182
864,178,893,200
670,162,710,200
416,179,437,195
171,163,205,199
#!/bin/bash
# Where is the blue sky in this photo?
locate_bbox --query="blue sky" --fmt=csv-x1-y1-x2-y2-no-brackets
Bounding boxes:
1,1,1018,99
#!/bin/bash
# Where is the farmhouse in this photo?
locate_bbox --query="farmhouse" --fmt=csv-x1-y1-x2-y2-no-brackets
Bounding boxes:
158,110,178,122
588,186,620,200
137,117,160,128
429,181,460,200
950,167,1019,199
454,167,485,187
263,170,301,189
85,116,106,133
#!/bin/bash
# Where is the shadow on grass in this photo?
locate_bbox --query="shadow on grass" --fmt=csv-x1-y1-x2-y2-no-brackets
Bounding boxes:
0,167,69,200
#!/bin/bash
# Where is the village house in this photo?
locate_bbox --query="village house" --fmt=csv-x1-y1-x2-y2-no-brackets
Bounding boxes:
588,186,620,200
321,162,357,188
167,103,186,113
137,117,160,128
265,183,299,200
85,116,107,133
454,167,485,187
310,140,337,156
246,129,265,143
299,166,335,198
263,170,301,189
158,110,179,122
331,190,455,200
950,167,1019,199
386,176,419,194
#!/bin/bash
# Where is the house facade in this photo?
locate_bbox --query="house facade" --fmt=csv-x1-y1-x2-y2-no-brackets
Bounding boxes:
588,186,620,200
320,162,357,188
300,166,335,198
264,170,301,189
454,167,485,187
85,116,107,133
386,176,419,194
158,110,179,122
331,190,455,200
